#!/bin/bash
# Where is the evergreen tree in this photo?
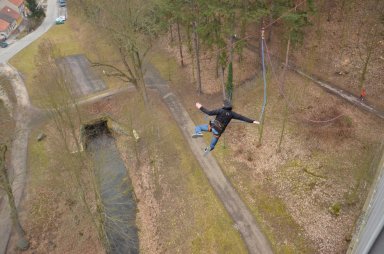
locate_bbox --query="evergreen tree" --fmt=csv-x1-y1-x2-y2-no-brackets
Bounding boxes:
26,0,45,19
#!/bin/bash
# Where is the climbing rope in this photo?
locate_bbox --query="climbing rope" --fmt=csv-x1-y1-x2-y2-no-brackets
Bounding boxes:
258,28,267,123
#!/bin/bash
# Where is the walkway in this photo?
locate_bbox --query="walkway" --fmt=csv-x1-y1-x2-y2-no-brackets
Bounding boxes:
289,66,384,120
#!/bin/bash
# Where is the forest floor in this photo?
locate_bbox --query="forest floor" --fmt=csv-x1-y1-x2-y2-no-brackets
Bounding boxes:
148,17,384,252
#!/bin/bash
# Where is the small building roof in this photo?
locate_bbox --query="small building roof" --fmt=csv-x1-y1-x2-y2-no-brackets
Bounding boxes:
8,0,24,7
0,12,14,23
0,6,20,20
0,19,10,32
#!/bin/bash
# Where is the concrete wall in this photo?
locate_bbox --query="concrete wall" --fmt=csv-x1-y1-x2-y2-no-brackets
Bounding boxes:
348,142,384,254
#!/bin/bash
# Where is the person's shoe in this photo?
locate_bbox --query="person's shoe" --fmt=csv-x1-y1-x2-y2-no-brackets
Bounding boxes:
203,147,211,156
192,133,203,138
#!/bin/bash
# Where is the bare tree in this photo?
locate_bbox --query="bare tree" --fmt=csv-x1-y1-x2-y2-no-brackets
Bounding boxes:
0,144,29,251
78,0,159,105
34,39,110,251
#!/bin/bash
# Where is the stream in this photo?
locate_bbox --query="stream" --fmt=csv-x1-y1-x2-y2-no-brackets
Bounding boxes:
85,122,139,254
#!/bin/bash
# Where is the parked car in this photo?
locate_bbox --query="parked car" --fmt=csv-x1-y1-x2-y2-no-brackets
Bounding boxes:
55,17,65,24
59,0,66,7
0,41,8,48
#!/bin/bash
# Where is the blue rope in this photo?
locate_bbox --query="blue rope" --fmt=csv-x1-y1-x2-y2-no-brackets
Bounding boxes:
259,30,267,122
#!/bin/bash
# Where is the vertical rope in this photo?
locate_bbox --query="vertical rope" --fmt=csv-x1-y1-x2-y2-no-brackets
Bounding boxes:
259,28,267,122
257,28,267,145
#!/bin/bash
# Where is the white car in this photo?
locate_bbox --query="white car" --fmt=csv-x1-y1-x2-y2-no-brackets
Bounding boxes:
55,17,65,24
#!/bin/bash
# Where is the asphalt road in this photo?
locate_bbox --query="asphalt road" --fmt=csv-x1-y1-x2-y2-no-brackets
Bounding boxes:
0,0,57,63
57,55,106,97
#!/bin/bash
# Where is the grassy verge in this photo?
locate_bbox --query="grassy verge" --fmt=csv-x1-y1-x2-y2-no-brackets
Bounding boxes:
23,126,103,253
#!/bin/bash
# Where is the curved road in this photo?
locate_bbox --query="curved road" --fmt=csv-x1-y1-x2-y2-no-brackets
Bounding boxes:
0,0,58,63
0,1,58,253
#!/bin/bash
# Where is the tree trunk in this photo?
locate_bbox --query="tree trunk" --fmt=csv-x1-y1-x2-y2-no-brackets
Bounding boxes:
279,34,291,96
225,36,234,101
0,145,29,251
186,26,196,84
176,20,184,67
170,24,174,42
359,44,374,89
221,67,226,99
134,50,149,105
267,10,273,43
216,53,219,79
277,104,288,152
193,21,202,95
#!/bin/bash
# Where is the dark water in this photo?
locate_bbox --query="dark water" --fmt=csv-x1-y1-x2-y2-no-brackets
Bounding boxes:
87,126,139,254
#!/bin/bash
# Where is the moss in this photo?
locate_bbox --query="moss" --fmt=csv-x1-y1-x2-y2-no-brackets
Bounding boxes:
329,202,342,216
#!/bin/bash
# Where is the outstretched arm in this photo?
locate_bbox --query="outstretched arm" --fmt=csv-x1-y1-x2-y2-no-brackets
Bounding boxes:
232,111,259,124
195,102,220,116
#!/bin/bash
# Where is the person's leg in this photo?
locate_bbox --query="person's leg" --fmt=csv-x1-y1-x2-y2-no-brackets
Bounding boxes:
204,129,220,155
209,136,219,150
210,128,220,150
193,124,209,138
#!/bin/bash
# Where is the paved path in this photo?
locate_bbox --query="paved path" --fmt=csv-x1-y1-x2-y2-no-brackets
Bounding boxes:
144,64,273,254
246,42,384,120
289,66,384,120
57,55,107,97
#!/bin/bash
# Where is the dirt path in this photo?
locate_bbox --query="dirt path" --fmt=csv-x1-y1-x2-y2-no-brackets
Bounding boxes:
144,63,273,254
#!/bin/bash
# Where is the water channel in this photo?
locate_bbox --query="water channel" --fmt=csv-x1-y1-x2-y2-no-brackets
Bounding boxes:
84,120,139,254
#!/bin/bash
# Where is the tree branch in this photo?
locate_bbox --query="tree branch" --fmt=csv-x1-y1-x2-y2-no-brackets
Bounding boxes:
91,62,135,83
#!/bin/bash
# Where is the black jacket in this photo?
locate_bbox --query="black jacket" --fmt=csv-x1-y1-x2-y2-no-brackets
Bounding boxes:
200,105,254,135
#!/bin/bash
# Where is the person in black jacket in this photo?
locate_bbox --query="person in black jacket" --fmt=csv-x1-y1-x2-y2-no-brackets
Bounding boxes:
192,99,259,155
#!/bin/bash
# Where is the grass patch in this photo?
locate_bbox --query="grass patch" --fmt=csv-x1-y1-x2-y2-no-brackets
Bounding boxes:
25,125,104,253
116,93,248,253
9,12,127,105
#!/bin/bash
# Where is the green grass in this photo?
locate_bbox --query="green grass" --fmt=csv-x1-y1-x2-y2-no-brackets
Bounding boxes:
10,24,83,82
